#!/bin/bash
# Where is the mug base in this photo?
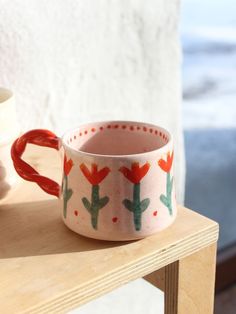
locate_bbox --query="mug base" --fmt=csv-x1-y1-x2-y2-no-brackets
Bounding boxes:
62,216,176,241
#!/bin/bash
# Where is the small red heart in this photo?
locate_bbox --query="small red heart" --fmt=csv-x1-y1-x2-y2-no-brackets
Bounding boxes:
74,210,78,216
153,211,158,216
112,217,118,223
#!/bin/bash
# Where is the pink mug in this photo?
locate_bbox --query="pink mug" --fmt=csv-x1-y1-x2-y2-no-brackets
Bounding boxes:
11,121,177,241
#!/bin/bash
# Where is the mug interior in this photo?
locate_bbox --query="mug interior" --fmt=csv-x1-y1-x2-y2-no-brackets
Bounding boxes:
63,121,170,156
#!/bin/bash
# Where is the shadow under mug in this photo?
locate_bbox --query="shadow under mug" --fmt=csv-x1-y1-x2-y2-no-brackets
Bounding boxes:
11,120,176,241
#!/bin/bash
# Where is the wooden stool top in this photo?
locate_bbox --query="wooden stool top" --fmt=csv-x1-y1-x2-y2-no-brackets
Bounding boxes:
0,147,219,313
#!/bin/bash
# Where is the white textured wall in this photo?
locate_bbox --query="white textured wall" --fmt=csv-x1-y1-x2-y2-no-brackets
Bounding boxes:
0,0,185,202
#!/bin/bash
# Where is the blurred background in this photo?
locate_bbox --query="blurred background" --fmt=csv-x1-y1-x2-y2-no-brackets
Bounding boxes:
182,0,236,312
182,0,236,250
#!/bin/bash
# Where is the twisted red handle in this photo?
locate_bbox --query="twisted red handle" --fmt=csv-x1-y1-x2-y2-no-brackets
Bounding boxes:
11,129,60,197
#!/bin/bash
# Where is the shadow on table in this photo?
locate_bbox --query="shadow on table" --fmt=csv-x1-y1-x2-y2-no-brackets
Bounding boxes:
0,199,133,259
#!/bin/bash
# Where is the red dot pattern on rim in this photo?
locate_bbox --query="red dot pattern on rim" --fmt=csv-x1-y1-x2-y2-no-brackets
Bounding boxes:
153,210,158,216
74,210,78,216
66,123,169,145
112,217,118,223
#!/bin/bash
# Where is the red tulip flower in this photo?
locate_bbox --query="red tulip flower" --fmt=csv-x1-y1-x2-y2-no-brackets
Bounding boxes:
158,151,174,173
119,162,150,184
64,155,73,176
80,163,110,185
63,155,73,219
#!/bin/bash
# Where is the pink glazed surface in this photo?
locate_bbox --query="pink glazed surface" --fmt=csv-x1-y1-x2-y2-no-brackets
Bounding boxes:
60,121,176,241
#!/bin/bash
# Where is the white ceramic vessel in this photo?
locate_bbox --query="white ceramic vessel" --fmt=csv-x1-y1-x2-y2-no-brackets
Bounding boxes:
0,88,20,199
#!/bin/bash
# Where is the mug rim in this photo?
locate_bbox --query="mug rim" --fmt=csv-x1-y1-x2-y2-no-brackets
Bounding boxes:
61,120,173,158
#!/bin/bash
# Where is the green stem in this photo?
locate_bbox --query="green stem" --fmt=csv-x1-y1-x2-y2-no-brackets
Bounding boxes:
167,172,173,215
160,172,173,216
91,185,100,229
63,175,68,218
133,183,141,231
82,184,109,230
123,183,150,231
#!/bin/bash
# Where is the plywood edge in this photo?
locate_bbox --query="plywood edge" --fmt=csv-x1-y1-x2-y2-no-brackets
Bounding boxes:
22,223,218,314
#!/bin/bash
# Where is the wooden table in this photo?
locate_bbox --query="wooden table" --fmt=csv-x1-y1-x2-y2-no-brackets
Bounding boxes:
0,147,219,314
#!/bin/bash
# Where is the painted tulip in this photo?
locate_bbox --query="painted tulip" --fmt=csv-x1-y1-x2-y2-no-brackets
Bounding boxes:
80,163,110,230
158,151,174,173
158,151,174,215
119,162,150,231
62,155,74,218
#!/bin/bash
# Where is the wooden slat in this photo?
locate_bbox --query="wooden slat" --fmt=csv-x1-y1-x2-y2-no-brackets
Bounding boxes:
144,246,217,314
164,262,179,314
163,244,217,314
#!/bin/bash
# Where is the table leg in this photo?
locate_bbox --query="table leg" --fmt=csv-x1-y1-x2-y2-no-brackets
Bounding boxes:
143,267,165,291
165,243,217,314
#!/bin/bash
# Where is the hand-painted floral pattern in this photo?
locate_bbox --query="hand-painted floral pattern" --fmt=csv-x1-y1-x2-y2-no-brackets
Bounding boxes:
80,163,110,229
80,163,110,185
64,157,73,176
63,155,74,218
119,162,150,184
119,162,150,231
158,151,174,215
158,151,174,173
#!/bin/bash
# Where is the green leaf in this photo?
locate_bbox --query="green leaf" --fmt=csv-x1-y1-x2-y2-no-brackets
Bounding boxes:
140,198,150,212
123,199,134,212
82,197,91,212
98,196,109,209
66,188,73,201
160,194,169,207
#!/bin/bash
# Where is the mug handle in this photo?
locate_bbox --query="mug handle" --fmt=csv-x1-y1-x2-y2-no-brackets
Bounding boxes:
11,129,61,197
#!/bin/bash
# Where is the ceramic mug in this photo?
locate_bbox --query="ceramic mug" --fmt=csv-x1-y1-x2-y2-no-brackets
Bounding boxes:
11,121,176,240
0,87,20,200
